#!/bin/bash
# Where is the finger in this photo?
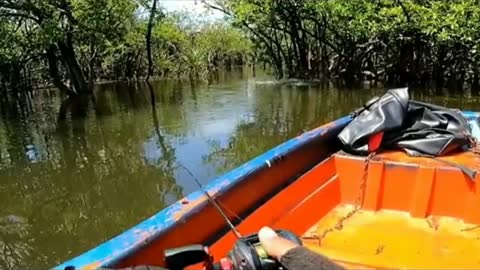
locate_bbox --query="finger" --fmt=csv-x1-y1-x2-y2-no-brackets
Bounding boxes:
258,227,299,259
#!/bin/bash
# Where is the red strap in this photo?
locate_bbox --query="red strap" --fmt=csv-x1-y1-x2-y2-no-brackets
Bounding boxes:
368,131,384,152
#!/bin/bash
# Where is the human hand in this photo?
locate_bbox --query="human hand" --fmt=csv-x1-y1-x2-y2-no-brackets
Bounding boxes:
258,227,300,259
258,226,344,270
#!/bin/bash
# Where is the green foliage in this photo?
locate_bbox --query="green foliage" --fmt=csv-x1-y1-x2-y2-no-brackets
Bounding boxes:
73,0,139,81
149,15,252,79
197,22,252,58
211,0,480,89
0,0,253,92
73,0,137,43
2,0,480,92
0,21,27,63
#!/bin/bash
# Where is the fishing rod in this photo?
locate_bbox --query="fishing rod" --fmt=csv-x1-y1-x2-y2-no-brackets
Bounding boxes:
166,162,303,270
177,162,242,239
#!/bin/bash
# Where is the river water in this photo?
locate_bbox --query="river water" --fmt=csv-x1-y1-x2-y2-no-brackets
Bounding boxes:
1,70,479,269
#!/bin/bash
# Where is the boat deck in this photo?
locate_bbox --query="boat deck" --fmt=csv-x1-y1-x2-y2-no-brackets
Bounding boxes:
205,148,480,269
299,149,480,269
302,204,480,269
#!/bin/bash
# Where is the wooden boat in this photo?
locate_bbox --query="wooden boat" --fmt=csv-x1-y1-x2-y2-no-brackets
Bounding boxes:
55,94,480,270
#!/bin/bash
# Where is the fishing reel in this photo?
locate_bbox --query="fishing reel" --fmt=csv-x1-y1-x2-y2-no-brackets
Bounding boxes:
164,230,302,270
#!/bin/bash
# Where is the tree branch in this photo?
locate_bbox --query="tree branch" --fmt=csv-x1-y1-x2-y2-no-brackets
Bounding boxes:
201,0,232,16
397,0,411,23
0,11,39,23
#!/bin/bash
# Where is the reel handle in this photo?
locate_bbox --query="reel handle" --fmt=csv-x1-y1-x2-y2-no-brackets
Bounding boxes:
222,229,302,270
164,230,302,270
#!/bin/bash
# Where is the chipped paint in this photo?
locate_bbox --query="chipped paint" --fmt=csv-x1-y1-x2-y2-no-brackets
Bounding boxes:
82,262,102,270
172,195,208,221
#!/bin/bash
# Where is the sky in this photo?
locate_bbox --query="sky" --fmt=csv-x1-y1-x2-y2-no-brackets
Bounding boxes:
161,0,224,19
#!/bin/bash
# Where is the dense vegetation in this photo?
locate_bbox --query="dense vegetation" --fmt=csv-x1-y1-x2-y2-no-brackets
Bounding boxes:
206,0,480,91
2,0,480,95
0,0,252,96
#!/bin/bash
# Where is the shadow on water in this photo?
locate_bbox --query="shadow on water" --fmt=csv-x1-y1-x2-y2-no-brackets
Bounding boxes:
1,70,480,268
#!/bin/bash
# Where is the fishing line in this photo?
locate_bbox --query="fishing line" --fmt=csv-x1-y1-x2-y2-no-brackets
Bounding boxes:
177,162,243,239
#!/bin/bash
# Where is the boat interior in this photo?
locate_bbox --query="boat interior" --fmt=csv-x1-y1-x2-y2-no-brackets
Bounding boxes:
200,110,480,270
207,148,480,269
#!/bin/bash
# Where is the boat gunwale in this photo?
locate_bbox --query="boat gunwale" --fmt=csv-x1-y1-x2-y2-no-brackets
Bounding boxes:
53,116,353,270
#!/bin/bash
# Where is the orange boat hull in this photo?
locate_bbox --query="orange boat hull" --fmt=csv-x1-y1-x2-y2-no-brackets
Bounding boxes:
55,112,480,270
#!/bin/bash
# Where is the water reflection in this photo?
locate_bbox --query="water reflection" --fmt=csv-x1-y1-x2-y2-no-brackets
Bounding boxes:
1,71,480,268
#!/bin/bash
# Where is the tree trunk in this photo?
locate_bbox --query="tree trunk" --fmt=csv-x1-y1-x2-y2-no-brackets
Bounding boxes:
146,0,158,81
46,46,75,96
88,42,97,89
472,66,480,95
58,40,89,95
